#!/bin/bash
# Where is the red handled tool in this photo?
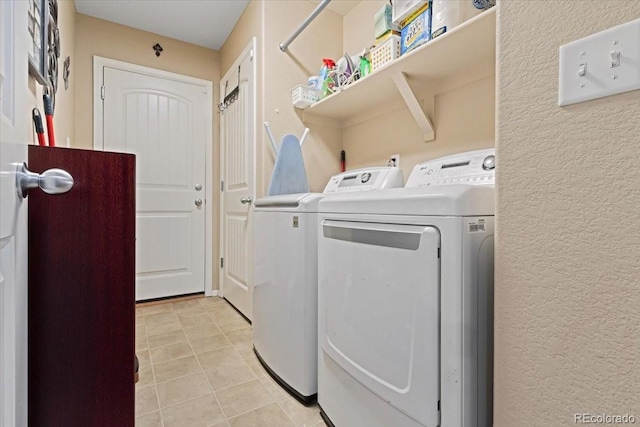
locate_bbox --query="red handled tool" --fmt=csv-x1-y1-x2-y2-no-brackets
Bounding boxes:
43,92,56,147
32,108,46,146
340,150,346,173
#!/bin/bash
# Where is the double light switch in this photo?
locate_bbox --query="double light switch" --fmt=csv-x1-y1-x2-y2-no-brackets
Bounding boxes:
559,18,640,106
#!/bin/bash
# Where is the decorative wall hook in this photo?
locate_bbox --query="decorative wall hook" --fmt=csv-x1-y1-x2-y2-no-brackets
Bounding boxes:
153,43,163,57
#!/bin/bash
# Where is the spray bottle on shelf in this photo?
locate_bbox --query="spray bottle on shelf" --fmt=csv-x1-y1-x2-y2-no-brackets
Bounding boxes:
359,47,371,79
319,58,336,97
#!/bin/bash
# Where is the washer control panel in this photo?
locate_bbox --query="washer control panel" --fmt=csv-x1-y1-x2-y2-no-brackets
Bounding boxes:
405,148,496,187
323,167,404,193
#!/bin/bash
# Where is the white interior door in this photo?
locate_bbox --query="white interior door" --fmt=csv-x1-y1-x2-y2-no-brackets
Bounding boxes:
100,63,210,301
220,39,256,320
0,1,29,425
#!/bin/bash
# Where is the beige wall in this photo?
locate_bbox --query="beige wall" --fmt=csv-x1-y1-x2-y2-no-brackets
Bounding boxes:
262,1,343,193
221,0,343,195
341,1,495,180
220,0,262,79
74,13,222,291
495,2,640,426
28,0,76,146
343,0,385,54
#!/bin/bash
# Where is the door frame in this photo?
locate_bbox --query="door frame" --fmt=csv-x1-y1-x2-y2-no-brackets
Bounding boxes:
92,56,215,297
1,0,30,424
218,37,257,299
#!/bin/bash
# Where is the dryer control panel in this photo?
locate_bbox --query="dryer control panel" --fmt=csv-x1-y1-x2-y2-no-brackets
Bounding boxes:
406,149,496,187
323,167,404,193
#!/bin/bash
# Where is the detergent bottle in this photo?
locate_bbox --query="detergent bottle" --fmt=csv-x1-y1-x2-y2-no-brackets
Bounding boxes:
319,58,336,97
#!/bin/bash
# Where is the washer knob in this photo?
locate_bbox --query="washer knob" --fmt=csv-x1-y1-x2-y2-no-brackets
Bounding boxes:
360,172,371,183
482,155,496,171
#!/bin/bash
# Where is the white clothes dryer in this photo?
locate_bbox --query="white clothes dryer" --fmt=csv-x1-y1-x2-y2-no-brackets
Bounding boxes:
317,149,495,427
252,167,404,404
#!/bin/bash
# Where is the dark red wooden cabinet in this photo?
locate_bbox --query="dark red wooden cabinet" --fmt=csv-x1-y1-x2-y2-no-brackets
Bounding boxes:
28,146,135,427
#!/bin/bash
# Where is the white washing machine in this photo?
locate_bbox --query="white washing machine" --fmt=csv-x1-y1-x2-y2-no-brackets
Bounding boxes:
317,149,495,427
252,167,404,404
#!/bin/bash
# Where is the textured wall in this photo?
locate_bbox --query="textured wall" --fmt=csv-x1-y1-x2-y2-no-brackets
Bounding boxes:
495,2,640,426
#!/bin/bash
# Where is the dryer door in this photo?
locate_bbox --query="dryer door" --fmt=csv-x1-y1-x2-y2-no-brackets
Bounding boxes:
319,219,441,426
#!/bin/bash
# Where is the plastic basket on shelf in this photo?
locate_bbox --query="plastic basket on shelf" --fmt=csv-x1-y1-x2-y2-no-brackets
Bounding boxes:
371,35,401,72
291,85,321,109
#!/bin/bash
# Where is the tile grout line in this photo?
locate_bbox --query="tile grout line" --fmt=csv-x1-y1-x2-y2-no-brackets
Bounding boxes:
274,397,300,427
134,308,164,425
147,307,170,425
225,400,283,425
199,299,281,424
145,302,205,425
193,298,236,424
151,307,168,427
156,301,213,425
214,310,307,426
139,297,269,425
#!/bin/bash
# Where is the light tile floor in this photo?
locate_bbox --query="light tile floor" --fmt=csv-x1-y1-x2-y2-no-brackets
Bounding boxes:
135,297,325,427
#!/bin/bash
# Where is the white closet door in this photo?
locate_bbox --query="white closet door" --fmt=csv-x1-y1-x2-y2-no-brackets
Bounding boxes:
220,39,256,320
102,66,208,301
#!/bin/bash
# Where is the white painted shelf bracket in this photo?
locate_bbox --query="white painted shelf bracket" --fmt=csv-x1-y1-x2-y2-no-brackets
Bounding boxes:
392,72,435,142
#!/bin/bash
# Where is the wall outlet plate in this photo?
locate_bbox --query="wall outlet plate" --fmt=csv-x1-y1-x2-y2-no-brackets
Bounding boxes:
559,18,640,106
388,154,400,167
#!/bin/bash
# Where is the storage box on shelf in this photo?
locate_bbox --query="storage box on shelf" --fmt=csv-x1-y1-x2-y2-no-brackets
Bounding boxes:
292,84,321,109
301,8,496,142
400,3,432,54
371,35,401,72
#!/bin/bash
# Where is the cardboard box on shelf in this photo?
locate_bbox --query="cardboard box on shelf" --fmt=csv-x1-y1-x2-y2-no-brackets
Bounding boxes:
400,3,432,55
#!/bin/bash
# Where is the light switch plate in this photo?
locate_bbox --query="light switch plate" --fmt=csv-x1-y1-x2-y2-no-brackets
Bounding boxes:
559,18,640,106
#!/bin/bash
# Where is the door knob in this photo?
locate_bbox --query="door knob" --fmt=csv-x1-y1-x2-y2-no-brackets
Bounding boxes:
240,196,253,205
195,198,203,207
17,163,74,198
195,184,202,191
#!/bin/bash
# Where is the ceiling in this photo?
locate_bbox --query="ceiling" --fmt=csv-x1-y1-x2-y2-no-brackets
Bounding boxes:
74,0,251,50
318,0,360,16
75,0,360,51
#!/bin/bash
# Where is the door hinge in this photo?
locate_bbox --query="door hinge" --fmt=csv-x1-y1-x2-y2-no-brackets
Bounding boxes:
221,181,224,192
220,258,224,268
100,85,105,100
